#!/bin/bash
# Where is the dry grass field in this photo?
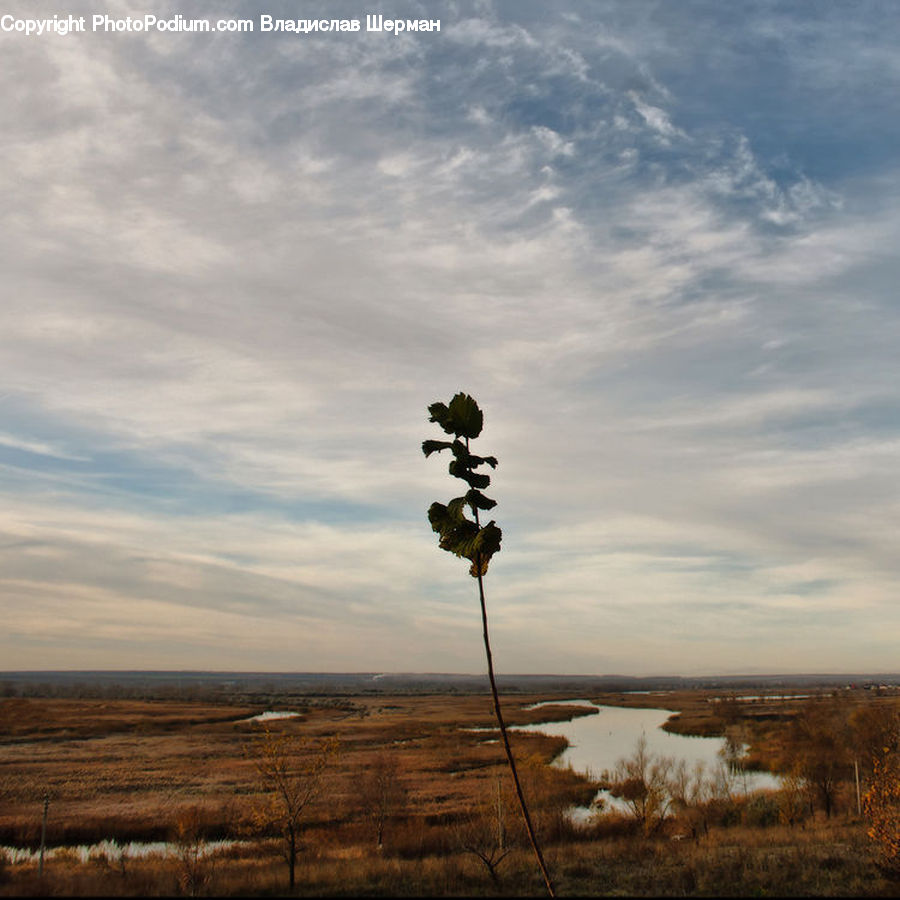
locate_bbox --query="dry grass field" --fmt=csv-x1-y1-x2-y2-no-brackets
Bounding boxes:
0,689,897,896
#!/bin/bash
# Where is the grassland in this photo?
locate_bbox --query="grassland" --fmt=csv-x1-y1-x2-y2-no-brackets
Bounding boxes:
0,688,897,896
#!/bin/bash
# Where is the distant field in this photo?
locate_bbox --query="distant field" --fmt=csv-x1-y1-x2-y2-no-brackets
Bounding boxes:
0,687,897,896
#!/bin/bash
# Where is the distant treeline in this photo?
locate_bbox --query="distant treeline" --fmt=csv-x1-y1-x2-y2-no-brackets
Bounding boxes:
0,670,898,701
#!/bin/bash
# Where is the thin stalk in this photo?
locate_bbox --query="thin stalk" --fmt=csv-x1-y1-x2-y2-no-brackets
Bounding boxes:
474,567,555,897
466,436,554,897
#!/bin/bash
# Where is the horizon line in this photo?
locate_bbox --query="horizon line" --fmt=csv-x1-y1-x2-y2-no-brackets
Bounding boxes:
2,669,899,680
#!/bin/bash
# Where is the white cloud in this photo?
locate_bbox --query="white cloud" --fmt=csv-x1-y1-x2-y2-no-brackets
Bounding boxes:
2,0,900,674
0,433,88,462
628,91,684,140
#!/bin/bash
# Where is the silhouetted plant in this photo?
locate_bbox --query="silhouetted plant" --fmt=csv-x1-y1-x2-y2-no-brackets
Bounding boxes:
423,392,554,896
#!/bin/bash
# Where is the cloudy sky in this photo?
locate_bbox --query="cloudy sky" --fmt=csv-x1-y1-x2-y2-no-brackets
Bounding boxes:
2,0,899,676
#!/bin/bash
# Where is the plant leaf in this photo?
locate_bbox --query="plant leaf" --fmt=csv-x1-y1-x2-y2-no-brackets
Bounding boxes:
447,393,484,439
426,505,501,576
466,489,497,511
448,459,491,489
422,440,454,457
427,503,480,557
464,522,503,577
427,401,454,435
427,501,453,534
428,393,484,439
450,441,498,471
446,496,469,521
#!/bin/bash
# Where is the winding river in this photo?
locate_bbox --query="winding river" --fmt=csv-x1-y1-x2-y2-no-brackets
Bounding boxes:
511,700,780,818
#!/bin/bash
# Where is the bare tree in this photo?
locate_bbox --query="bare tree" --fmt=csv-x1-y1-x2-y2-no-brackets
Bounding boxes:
720,724,750,792
171,806,213,897
455,777,514,886
249,725,338,890
851,702,900,782
777,771,809,827
358,752,408,851
38,793,50,877
609,735,674,835
669,759,711,837
780,702,852,818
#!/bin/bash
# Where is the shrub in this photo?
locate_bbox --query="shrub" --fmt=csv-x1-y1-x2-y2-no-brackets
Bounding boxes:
742,792,780,828
864,751,900,878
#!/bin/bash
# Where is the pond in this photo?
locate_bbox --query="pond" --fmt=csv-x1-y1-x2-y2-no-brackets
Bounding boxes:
242,710,301,723
511,700,781,820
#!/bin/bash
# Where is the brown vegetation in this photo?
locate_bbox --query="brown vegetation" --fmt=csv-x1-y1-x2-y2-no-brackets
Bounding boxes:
1,689,898,896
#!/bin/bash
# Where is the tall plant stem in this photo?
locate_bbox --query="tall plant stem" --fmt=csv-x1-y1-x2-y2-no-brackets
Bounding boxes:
465,434,554,898
474,569,555,897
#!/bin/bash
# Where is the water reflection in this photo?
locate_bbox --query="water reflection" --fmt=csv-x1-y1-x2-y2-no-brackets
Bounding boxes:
511,700,780,819
242,710,301,723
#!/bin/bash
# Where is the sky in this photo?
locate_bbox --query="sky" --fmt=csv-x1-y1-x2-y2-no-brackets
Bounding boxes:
2,0,900,676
